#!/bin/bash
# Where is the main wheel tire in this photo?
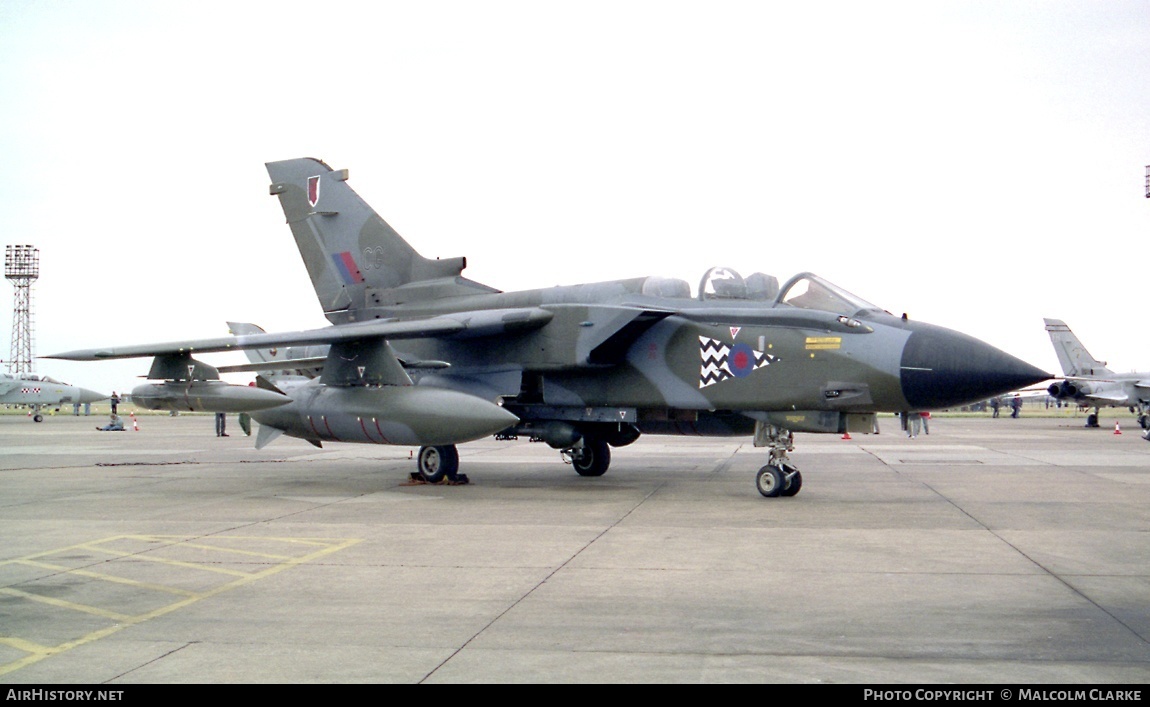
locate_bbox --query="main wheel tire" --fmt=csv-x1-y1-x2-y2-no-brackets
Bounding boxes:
1086,413,1099,428
780,467,803,497
756,465,785,498
33,414,43,422
572,437,610,477
417,445,459,483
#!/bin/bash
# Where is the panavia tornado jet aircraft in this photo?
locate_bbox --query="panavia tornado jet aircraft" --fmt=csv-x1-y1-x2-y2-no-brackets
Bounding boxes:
1044,318,1150,430
0,371,107,422
49,158,1050,497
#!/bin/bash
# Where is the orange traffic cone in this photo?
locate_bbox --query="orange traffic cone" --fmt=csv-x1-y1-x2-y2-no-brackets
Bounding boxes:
841,431,852,440
131,413,139,431
1114,421,1122,435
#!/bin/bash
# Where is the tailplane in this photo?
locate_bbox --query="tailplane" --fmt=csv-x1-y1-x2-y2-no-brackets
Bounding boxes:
266,158,497,324
1043,318,1113,377
226,322,325,380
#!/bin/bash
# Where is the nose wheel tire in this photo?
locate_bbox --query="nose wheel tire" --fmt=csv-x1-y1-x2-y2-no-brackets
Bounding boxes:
756,464,802,498
756,465,784,497
417,445,459,483
780,468,802,497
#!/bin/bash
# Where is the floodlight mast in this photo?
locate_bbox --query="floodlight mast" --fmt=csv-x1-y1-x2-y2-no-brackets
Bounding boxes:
5,245,40,375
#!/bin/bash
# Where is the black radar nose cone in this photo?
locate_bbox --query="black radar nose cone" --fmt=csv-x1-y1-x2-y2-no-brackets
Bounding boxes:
901,323,1050,410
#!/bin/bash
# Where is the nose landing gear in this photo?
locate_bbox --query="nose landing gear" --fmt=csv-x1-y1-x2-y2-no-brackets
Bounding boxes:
753,423,802,498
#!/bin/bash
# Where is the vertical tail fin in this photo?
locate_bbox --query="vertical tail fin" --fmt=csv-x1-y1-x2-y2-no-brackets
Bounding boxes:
1043,318,1113,377
265,158,489,323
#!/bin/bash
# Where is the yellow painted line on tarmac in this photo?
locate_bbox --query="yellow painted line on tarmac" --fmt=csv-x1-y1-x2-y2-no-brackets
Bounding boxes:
37,545,257,578
0,587,133,622
0,636,50,654
0,534,362,676
173,541,295,561
19,560,200,597
101,553,258,577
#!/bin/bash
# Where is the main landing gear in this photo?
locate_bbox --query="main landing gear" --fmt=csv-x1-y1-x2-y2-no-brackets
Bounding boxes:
562,437,611,477
754,423,803,498
1085,408,1150,430
415,433,616,485
414,444,467,484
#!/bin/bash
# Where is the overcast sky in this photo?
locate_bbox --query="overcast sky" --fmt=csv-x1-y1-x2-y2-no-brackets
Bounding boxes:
2,1,1148,395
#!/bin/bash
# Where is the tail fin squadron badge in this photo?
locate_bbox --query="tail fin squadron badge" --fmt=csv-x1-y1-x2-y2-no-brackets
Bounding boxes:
699,336,775,388
307,175,321,207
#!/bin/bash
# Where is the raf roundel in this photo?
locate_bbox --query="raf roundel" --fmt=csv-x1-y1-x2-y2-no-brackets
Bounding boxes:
728,343,756,378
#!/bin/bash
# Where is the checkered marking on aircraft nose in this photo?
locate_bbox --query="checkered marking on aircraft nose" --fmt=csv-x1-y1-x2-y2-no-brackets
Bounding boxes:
699,336,775,388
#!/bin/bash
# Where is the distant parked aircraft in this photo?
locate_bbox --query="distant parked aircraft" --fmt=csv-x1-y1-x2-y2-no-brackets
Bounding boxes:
0,372,106,422
1044,318,1149,429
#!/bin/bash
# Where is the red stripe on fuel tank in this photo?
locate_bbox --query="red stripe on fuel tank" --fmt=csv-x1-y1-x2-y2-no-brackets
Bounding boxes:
359,417,379,443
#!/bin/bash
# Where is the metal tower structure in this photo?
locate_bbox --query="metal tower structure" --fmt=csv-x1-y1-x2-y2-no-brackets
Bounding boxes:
5,245,39,374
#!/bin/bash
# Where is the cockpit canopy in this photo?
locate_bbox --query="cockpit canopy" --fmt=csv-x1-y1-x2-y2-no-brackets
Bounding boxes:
776,272,882,317
0,372,63,384
697,267,779,302
640,267,883,318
